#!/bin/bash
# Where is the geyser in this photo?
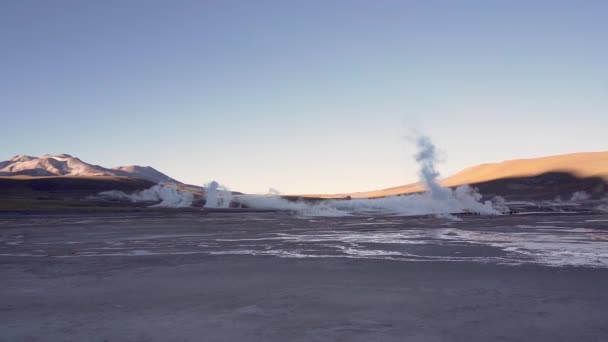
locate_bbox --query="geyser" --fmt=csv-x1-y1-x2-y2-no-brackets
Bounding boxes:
205,181,219,208
234,133,504,217
98,184,194,208
415,135,451,200
204,180,233,209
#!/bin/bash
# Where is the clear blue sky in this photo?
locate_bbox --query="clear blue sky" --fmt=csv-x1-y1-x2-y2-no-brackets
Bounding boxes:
1,0,607,194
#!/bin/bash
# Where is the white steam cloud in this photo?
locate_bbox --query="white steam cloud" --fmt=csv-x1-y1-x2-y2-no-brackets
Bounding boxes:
236,195,350,217
99,184,194,208
570,191,591,202
268,188,282,195
415,134,450,200
204,180,232,208
95,134,506,216
235,134,503,217
205,181,219,208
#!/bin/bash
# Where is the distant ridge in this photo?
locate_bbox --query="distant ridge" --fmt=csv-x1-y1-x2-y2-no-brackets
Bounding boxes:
0,154,182,184
323,151,608,199
442,151,608,186
112,165,178,184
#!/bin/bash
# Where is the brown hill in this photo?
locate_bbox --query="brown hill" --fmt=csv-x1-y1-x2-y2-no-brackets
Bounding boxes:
442,151,608,186
316,151,608,199
0,175,155,195
0,176,156,210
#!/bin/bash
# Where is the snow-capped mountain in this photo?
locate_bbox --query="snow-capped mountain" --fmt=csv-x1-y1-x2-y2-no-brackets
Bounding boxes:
0,154,182,184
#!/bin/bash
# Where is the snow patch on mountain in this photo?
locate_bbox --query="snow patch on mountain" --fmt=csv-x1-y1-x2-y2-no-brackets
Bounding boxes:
0,154,181,184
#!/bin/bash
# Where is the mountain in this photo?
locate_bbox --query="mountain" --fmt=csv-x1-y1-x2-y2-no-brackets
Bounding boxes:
0,154,114,177
442,151,608,186
340,151,608,199
0,154,182,184
112,165,179,184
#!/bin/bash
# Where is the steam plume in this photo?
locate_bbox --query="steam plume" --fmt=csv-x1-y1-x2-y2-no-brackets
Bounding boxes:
415,135,450,200
98,184,193,208
205,181,219,208
235,133,503,217
204,180,232,208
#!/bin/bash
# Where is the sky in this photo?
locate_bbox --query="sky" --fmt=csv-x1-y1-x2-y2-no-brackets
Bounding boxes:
1,0,607,194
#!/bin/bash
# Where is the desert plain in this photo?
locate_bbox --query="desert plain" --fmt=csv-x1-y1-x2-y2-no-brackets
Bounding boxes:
2,209,608,342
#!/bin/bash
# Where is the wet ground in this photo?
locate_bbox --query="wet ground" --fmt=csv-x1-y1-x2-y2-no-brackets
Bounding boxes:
1,210,608,341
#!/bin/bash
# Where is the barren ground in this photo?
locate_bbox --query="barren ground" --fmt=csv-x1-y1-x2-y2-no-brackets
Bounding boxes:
2,210,608,341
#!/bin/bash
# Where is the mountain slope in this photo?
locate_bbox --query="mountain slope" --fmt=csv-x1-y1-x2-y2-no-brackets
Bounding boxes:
0,154,116,177
0,175,158,210
344,151,608,199
112,165,181,184
442,151,608,186
0,154,181,184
